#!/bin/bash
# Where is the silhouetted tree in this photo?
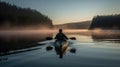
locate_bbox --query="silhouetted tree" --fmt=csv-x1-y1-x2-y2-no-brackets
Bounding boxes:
90,15,120,30
0,2,53,29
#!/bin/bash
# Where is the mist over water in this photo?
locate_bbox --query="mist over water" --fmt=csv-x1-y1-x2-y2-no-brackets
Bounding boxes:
0,29,120,54
0,29,120,40
0,29,120,47
1,29,120,67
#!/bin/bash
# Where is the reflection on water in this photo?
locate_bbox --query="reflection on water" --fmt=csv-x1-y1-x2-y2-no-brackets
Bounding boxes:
1,30,120,55
67,34,93,42
90,30,120,43
45,40,76,59
0,30,120,67
0,30,53,55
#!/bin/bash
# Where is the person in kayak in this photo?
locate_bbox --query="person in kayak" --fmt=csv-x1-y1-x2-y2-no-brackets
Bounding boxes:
55,29,68,40
54,29,68,58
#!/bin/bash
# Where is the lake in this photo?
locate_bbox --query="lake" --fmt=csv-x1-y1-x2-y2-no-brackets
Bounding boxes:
0,30,120,67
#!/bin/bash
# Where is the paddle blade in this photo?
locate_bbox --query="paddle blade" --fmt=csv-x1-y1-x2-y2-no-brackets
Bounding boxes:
46,37,53,40
69,37,76,40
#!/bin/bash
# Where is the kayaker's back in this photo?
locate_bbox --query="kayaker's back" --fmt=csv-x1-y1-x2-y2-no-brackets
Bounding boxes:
55,29,68,41
55,33,67,40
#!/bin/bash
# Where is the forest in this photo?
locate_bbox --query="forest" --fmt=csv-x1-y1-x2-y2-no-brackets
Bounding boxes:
0,2,53,29
0,2,53,55
90,15,120,30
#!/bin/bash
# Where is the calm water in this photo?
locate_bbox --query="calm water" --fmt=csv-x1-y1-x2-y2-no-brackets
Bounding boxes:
0,33,120,67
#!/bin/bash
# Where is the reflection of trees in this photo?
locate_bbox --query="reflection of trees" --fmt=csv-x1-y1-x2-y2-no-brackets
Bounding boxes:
91,30,120,42
0,33,53,56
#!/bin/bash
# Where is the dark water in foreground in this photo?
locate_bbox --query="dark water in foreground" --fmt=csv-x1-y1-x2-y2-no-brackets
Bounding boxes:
0,32,120,67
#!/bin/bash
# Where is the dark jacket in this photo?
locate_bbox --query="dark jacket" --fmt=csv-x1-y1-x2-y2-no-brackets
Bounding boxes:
55,33,68,40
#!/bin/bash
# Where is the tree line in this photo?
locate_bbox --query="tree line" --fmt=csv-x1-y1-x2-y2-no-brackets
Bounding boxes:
90,14,120,30
0,2,53,29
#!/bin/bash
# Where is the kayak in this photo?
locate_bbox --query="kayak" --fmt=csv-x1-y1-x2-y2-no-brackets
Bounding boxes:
54,40,68,58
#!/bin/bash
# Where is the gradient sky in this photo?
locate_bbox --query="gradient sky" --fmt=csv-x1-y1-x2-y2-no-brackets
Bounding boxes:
1,0,120,25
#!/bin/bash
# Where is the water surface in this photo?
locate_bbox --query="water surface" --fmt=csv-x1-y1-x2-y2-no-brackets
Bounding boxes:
0,31,120,67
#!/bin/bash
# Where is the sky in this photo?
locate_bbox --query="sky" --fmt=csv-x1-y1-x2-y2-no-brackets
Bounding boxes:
1,0,120,25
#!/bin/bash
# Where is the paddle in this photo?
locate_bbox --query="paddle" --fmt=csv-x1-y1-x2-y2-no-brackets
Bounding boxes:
46,37,76,40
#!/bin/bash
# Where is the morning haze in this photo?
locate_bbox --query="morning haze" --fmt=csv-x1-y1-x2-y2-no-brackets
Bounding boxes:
1,0,120,67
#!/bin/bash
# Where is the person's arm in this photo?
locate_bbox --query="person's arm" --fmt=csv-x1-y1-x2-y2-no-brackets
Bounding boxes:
65,35,68,40
55,33,58,39
62,33,68,40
